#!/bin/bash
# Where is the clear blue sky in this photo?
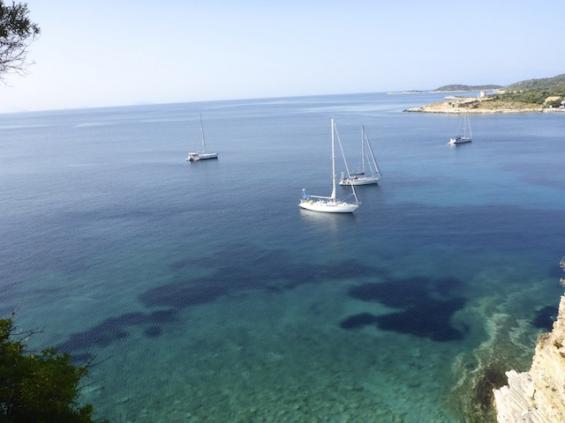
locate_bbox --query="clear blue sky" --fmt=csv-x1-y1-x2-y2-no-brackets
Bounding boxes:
2,0,564,112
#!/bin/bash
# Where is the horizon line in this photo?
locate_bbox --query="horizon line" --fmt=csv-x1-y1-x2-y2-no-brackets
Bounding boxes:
0,86,473,117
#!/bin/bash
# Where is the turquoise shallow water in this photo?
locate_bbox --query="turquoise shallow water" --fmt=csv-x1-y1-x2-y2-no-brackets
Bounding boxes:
1,92,565,422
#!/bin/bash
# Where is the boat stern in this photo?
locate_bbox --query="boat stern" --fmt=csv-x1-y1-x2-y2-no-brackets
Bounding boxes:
186,152,200,161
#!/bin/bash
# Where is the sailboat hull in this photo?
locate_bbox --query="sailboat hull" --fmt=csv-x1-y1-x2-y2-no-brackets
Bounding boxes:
448,137,472,146
299,199,359,213
186,152,219,162
339,175,380,186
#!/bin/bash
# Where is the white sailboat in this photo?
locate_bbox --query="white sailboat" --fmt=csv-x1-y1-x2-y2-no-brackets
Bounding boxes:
186,114,219,162
299,119,360,213
339,125,381,186
449,113,472,145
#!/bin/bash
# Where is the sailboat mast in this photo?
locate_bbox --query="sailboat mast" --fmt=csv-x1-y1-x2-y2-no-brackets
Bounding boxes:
467,114,472,139
361,125,365,174
330,118,337,201
366,134,381,177
199,113,206,152
463,114,467,138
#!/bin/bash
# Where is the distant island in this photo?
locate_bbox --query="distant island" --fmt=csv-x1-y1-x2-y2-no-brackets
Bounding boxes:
406,73,565,114
433,84,502,92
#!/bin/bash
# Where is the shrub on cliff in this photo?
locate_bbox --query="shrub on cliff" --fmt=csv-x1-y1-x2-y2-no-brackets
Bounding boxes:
0,316,106,422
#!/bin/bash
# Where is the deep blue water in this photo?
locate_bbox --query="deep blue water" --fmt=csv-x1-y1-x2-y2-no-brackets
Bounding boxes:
1,92,564,422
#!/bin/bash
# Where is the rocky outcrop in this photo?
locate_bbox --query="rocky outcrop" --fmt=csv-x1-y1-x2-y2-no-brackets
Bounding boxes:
404,96,545,114
493,296,565,422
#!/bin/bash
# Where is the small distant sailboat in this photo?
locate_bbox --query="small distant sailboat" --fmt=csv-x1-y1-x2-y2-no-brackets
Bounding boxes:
299,119,360,213
449,113,472,146
186,114,218,162
339,125,381,186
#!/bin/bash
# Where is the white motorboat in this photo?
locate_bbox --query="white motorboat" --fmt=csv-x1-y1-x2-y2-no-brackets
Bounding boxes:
449,113,472,146
339,125,381,186
299,119,360,214
186,114,219,162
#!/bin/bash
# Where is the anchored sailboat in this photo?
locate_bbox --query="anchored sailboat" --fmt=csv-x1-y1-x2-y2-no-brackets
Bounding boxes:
449,113,472,145
186,114,219,162
340,125,381,186
299,119,360,213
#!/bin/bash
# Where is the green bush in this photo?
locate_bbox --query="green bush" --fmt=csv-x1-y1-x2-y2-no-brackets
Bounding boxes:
494,88,565,105
0,317,107,423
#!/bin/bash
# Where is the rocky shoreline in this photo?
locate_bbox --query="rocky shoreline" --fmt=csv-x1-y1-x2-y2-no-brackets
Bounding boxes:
493,295,565,422
404,96,565,114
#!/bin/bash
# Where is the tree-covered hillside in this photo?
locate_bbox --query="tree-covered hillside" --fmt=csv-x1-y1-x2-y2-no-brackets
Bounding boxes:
432,73,565,105
507,73,565,91
497,73,565,105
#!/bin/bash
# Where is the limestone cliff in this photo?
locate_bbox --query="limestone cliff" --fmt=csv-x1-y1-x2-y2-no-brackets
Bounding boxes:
493,296,565,422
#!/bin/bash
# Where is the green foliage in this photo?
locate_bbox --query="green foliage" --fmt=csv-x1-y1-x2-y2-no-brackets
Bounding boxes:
434,74,565,107
434,84,502,91
498,73,565,106
494,88,565,106
0,317,106,423
508,73,565,91
0,0,40,75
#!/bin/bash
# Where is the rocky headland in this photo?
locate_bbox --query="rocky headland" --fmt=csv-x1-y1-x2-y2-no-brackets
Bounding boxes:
405,73,565,114
404,96,547,114
493,295,565,422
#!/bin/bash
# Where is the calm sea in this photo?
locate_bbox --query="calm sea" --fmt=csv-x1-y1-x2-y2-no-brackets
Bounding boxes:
1,92,564,422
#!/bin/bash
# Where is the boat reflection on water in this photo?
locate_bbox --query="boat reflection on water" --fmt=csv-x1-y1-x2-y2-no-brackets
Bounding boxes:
298,206,356,234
